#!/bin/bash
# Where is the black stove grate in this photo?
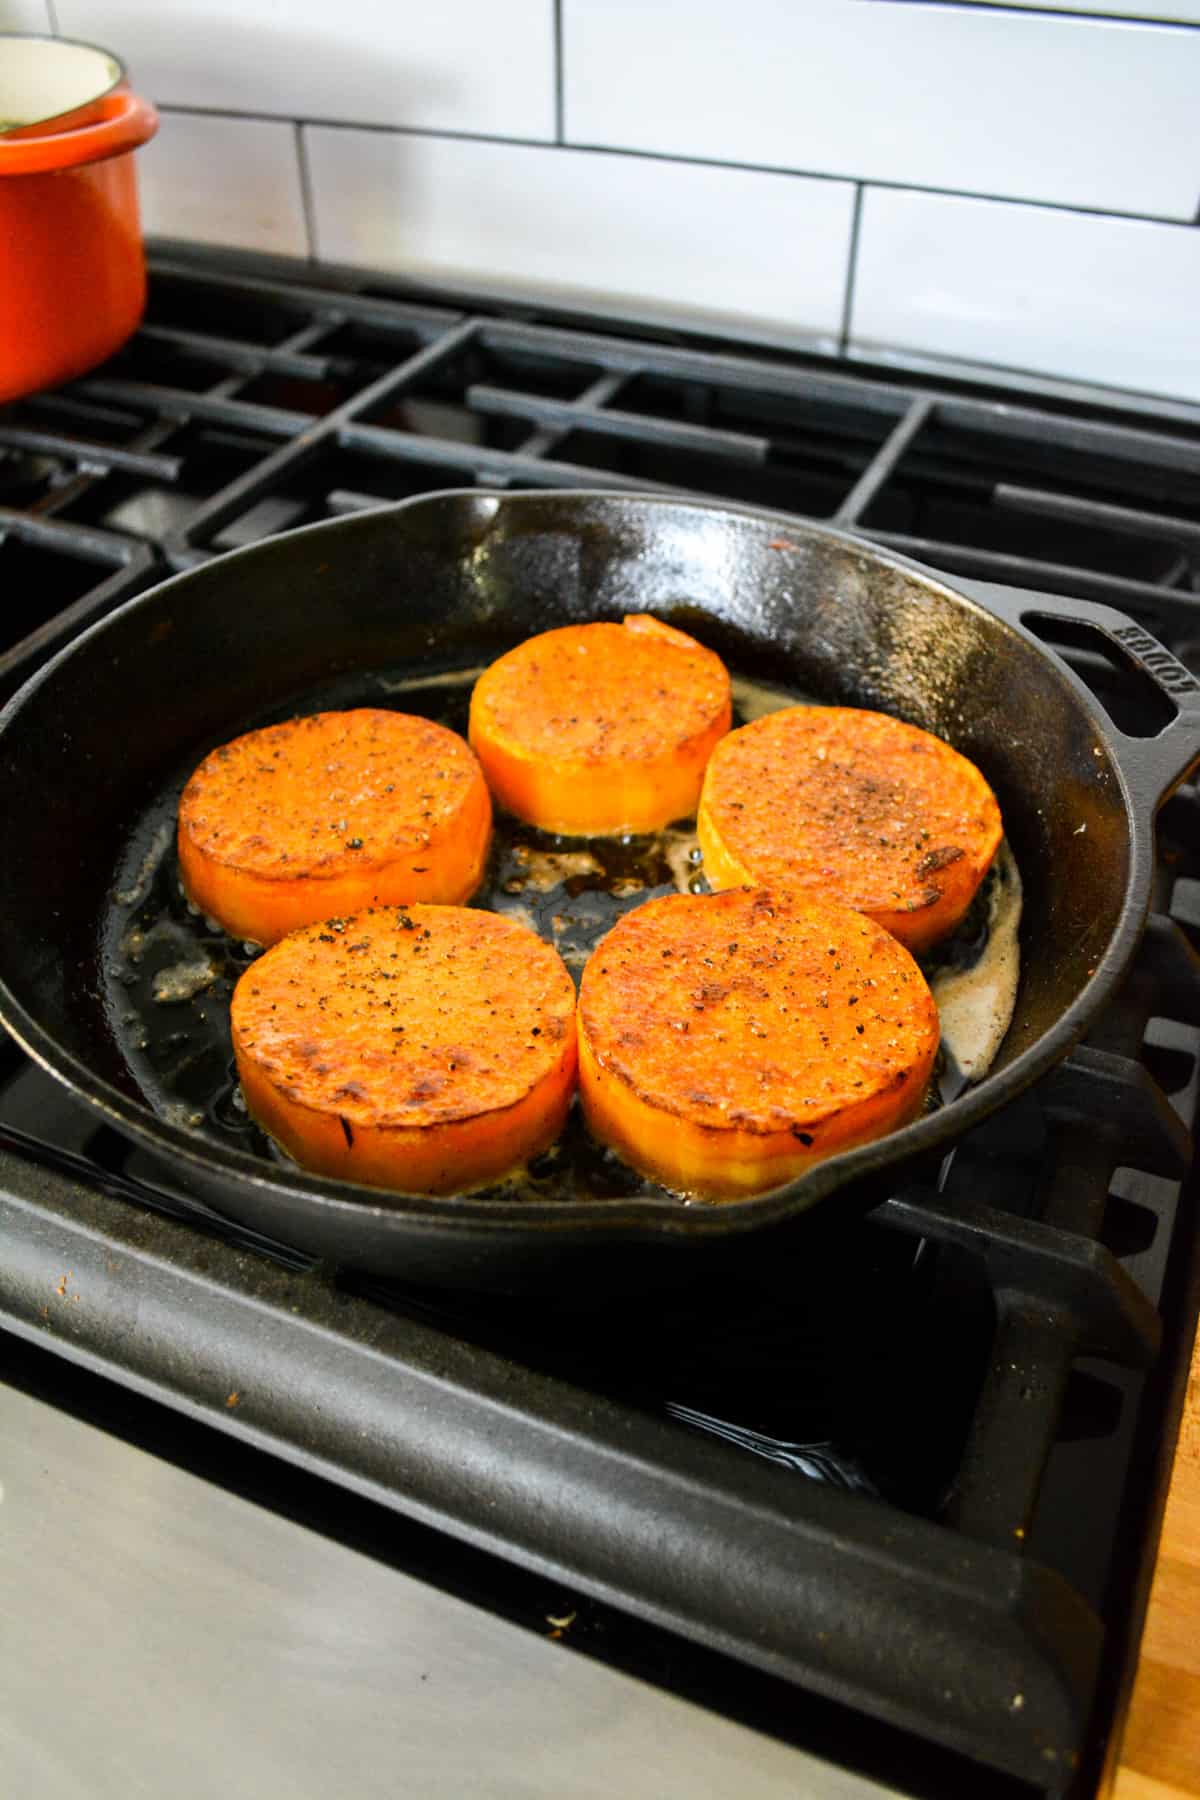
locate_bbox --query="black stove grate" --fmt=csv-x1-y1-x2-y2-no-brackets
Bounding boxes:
1,251,1199,1799
3,252,1200,702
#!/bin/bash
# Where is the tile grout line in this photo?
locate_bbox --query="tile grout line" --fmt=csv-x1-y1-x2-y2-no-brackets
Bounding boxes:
553,0,565,145
44,0,59,33
839,184,865,358
151,105,1200,231
862,0,1200,29
294,123,320,264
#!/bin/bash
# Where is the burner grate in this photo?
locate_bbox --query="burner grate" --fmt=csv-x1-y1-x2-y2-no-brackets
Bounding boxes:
2,253,1199,701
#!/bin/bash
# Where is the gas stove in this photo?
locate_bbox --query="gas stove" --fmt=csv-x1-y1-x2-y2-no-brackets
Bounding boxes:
1,250,1198,1800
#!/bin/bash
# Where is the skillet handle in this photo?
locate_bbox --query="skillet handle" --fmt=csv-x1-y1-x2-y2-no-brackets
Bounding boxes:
960,579,1200,808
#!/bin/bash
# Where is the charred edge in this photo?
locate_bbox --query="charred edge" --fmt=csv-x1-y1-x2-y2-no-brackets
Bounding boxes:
916,845,965,877
907,886,944,912
339,1115,355,1148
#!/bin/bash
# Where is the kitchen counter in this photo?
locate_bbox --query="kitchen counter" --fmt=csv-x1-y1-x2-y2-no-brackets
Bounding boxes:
1113,1320,1200,1799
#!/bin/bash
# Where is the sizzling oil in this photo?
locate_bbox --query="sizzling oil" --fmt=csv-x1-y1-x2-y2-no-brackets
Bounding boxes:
102,666,1022,1204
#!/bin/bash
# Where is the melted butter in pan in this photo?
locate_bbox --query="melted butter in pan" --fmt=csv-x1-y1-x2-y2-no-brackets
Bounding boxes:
730,673,804,723
924,841,1022,1089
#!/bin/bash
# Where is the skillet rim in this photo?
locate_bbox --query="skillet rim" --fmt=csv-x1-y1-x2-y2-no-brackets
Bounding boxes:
0,488,1163,1242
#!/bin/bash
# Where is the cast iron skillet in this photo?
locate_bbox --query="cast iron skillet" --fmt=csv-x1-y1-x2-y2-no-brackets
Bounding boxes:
0,490,1197,1288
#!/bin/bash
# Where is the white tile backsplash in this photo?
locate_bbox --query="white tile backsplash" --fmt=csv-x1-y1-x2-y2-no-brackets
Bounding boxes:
564,0,1200,221
11,0,1197,402
0,0,53,31
52,0,556,138
850,188,1200,402
139,110,308,258
305,129,856,346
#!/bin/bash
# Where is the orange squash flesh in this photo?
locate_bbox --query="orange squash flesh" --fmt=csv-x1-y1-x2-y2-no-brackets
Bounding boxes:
697,707,1002,953
577,887,939,1199
231,906,577,1194
468,613,731,835
178,709,492,947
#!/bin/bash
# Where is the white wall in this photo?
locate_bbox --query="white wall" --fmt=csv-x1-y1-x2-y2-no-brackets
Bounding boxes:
5,0,1200,400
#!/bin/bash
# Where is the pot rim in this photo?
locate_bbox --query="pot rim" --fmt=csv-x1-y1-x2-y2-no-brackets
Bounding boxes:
0,33,126,135
0,83,157,173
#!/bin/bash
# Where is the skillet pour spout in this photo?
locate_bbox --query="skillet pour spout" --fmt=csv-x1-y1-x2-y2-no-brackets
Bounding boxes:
0,490,1196,1288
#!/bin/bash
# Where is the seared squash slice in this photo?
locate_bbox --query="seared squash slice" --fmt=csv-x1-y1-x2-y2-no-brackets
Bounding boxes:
179,709,492,946
468,614,731,835
231,905,577,1193
578,886,939,1199
698,706,1001,952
